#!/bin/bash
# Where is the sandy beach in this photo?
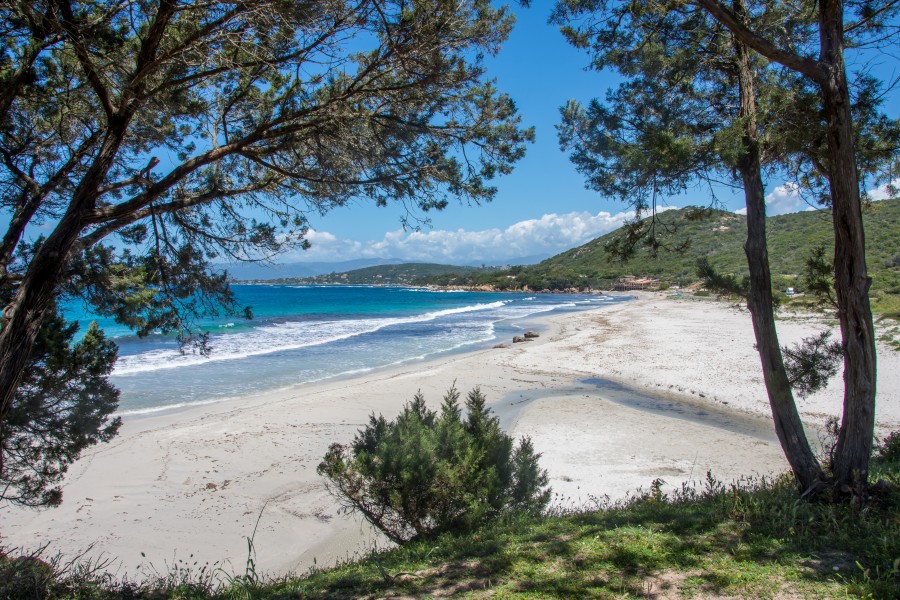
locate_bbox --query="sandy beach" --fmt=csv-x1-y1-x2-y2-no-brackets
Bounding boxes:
2,293,898,580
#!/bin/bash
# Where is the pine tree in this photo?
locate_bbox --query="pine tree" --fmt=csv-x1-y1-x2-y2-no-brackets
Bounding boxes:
318,386,551,544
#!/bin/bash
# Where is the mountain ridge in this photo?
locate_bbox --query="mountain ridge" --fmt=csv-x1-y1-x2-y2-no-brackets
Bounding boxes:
238,199,900,312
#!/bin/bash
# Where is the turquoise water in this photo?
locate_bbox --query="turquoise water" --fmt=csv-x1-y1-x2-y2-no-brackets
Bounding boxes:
64,285,629,414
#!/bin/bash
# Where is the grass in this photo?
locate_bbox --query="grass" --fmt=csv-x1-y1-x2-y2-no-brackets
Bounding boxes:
4,448,899,599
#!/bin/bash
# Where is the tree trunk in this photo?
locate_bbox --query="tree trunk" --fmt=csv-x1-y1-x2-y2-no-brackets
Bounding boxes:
0,194,43,280
819,0,877,490
697,0,879,497
731,4,827,494
0,124,128,432
0,213,86,424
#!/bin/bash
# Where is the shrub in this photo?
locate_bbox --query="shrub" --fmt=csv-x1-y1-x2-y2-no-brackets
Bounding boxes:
874,431,900,464
318,385,550,544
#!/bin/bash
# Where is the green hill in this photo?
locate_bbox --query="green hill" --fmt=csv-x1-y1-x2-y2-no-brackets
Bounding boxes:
287,262,500,285
417,199,900,312
256,200,900,312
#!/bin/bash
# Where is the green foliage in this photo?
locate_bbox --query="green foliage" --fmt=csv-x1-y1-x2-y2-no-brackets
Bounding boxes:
697,257,749,298
782,331,844,399
874,431,900,465
803,244,839,309
66,243,246,350
0,295,120,507
317,385,550,544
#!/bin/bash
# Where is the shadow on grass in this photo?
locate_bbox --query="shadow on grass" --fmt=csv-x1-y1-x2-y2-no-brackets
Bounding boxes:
284,468,899,599
3,462,897,599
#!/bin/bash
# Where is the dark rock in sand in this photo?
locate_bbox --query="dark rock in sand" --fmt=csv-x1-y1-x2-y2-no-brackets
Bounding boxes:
523,331,539,339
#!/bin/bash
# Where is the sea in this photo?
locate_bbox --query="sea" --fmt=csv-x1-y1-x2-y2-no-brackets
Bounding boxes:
64,284,630,415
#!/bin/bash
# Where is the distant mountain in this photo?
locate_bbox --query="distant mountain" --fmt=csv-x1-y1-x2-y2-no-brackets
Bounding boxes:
221,258,405,281
222,253,548,281
280,262,500,285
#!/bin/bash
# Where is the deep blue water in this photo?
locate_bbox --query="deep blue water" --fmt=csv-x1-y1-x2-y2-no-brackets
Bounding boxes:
64,285,630,414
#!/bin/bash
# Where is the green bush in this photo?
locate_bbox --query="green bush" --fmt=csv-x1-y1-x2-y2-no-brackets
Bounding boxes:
317,385,550,544
874,431,900,464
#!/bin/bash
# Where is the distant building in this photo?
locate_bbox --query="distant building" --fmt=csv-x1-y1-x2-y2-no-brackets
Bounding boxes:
613,276,659,291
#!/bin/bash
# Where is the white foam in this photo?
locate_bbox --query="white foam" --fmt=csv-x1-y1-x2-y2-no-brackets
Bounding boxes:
113,300,510,375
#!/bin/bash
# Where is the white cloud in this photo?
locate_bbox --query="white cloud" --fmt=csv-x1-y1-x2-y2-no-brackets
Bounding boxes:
867,178,899,201
735,177,899,216
734,182,817,216
304,229,338,244
288,208,660,264
766,182,818,215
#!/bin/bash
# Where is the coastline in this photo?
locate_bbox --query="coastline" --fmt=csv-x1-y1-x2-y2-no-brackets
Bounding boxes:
2,292,897,579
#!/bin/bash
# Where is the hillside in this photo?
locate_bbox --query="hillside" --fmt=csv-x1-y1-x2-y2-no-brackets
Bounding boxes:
272,262,502,285
417,199,900,311
247,200,900,312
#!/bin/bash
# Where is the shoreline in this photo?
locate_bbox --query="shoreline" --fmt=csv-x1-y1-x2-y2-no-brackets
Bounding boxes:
2,293,897,579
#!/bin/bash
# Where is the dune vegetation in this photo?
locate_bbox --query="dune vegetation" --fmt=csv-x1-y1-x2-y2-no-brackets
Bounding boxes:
3,432,898,599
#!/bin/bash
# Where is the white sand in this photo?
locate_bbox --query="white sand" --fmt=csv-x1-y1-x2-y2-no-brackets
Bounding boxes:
1,293,897,579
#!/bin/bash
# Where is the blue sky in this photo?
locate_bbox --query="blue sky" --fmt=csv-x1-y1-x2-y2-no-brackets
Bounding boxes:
12,4,895,267
287,4,898,266
292,5,641,264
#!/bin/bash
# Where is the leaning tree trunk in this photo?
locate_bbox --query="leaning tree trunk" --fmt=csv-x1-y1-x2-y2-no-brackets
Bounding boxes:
0,208,88,428
731,6,827,494
0,125,127,434
819,0,877,491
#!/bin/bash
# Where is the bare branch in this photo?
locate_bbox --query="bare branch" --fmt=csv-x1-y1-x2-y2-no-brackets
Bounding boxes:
51,0,117,119
693,0,827,82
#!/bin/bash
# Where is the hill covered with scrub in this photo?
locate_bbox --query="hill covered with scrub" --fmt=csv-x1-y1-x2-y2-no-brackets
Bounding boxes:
274,199,900,314
421,199,900,312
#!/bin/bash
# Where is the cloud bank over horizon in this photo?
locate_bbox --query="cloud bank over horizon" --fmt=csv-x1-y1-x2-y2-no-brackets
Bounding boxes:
287,208,642,264
277,178,898,266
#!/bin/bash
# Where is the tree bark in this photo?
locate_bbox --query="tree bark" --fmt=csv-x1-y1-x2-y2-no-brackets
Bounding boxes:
0,122,129,433
696,0,879,495
0,194,42,279
819,0,877,490
731,2,827,494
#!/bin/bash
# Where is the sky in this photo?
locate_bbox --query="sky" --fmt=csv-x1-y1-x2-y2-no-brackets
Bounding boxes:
286,4,646,265
12,4,896,267
283,4,898,266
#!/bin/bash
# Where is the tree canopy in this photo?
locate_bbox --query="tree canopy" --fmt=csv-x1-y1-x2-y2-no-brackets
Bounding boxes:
553,0,899,495
0,0,532,506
